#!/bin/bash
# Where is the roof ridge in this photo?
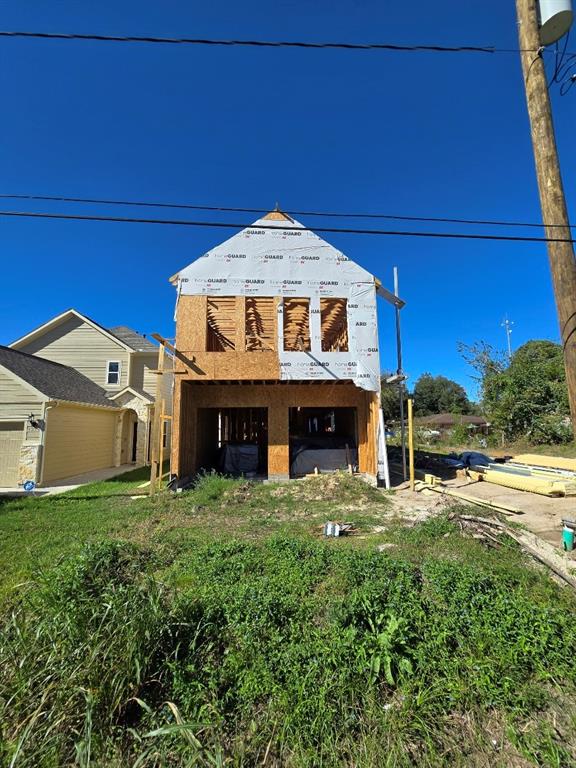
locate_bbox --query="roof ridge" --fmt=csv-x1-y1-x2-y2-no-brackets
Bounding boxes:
109,324,145,334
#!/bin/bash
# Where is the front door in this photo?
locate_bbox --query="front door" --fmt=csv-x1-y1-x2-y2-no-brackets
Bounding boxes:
131,421,138,463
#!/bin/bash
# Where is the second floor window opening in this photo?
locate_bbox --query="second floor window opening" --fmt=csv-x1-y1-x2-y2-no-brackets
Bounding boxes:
283,298,311,352
320,298,349,352
207,297,236,352
245,297,275,351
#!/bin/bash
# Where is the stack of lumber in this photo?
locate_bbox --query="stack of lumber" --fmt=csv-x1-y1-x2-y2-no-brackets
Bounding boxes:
511,454,576,473
467,454,576,497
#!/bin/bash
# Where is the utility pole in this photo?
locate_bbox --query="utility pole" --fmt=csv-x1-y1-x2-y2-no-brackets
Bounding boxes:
516,0,576,431
501,315,514,361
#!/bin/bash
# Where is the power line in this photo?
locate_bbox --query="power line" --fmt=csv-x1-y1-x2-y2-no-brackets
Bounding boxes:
0,193,570,230
0,30,551,55
1,208,575,243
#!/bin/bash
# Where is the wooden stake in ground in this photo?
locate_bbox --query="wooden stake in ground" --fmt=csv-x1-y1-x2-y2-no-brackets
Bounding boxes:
516,0,576,431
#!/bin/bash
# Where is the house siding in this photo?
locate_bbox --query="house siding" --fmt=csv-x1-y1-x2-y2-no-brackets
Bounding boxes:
42,404,118,483
16,316,130,391
0,367,44,420
129,353,158,398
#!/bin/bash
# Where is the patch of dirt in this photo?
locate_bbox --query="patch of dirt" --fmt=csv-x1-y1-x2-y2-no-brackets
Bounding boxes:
384,485,456,524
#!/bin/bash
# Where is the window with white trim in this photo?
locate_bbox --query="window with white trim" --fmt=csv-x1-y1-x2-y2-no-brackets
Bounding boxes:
106,361,121,386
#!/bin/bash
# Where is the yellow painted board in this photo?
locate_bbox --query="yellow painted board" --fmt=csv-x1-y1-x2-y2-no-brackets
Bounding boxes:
483,468,567,497
512,454,576,473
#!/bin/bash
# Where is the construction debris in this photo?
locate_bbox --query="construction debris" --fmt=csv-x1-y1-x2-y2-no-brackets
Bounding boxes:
418,482,523,515
322,521,356,537
453,513,576,590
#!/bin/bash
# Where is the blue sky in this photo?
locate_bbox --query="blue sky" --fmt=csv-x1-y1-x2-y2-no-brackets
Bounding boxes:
1,0,575,398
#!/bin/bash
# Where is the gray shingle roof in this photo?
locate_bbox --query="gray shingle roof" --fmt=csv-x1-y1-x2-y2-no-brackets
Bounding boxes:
416,413,489,427
0,346,117,409
108,326,157,352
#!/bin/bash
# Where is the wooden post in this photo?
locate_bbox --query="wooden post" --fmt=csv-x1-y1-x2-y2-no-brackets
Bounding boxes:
516,0,576,430
158,398,166,484
149,340,165,495
407,397,415,491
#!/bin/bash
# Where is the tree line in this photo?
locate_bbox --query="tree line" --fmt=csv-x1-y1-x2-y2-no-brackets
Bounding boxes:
381,340,572,445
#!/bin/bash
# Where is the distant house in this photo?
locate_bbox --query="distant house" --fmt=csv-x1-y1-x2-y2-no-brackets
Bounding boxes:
0,309,171,487
415,413,490,435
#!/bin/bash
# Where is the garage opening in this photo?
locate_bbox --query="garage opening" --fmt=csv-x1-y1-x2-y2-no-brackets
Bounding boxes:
196,407,268,477
289,407,358,477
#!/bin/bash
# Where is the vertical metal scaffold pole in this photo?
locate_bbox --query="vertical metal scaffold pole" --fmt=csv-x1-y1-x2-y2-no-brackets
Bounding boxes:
394,267,407,481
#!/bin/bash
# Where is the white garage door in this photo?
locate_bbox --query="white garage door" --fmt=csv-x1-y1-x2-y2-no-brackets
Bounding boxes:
0,422,24,486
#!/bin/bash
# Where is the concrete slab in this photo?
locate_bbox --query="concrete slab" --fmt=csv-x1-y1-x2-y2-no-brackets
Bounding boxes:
0,464,143,498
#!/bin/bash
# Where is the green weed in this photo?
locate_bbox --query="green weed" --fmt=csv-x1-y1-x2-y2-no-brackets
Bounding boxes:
2,534,576,766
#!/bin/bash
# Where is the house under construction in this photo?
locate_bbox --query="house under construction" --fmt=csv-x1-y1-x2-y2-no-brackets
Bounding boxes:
167,210,401,484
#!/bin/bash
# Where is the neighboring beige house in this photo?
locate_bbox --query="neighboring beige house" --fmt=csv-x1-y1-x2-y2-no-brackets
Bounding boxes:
0,309,172,487
0,346,122,486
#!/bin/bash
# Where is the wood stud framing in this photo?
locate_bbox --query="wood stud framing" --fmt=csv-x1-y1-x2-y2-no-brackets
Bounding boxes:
149,334,174,495
178,382,379,479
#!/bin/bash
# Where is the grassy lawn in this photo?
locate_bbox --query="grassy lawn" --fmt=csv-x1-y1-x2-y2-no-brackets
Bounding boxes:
497,440,576,458
411,439,576,460
0,469,392,603
1,469,576,766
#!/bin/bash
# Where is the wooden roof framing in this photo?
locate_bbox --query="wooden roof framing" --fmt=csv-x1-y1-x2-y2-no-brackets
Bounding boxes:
320,298,349,352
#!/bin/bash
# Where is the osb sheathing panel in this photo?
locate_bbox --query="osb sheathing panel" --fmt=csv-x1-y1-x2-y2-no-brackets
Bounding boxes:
176,295,207,351
175,352,279,380
171,382,197,478
175,294,280,380
176,382,378,477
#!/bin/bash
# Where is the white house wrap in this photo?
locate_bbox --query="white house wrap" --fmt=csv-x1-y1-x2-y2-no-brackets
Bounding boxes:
177,216,381,392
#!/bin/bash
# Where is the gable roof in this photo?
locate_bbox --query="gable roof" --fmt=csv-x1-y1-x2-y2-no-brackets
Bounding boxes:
0,345,117,409
170,210,375,287
168,208,404,309
108,326,157,352
10,309,134,352
107,385,155,403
